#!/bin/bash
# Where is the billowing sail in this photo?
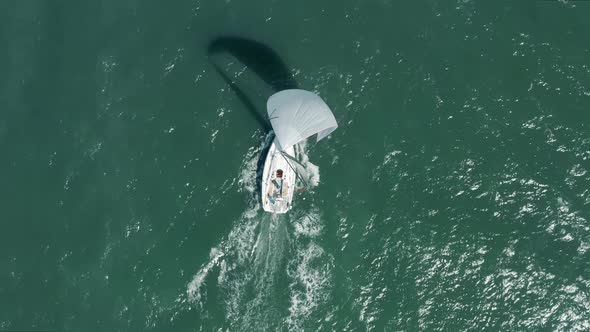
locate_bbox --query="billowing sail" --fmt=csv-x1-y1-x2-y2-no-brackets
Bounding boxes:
267,89,338,151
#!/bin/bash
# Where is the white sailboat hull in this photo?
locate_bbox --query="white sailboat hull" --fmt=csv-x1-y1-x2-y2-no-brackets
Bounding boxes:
261,138,296,214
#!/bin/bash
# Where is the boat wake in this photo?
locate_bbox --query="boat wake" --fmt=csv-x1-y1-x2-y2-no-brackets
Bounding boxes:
185,142,334,330
285,210,335,331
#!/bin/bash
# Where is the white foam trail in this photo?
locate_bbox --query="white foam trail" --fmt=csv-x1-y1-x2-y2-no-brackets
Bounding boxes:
186,139,333,329
296,141,321,187
286,210,334,330
186,142,264,309
186,247,224,306
293,212,322,238
286,245,334,330
237,144,261,194
186,203,260,307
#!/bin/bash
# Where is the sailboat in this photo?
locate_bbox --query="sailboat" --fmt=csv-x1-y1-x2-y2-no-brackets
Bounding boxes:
261,89,338,214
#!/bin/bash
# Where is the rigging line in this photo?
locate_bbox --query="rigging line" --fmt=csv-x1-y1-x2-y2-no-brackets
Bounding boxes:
280,150,310,189
281,150,309,170
269,107,279,119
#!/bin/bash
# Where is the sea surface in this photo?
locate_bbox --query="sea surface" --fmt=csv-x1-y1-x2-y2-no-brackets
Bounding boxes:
1,0,590,331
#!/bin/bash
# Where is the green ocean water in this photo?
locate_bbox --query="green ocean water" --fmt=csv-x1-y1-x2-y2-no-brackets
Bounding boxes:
2,0,590,331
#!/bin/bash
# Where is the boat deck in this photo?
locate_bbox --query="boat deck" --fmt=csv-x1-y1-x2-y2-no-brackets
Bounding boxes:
262,139,296,214
267,179,289,200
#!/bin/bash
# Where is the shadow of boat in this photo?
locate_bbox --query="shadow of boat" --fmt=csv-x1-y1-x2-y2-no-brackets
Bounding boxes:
207,36,297,204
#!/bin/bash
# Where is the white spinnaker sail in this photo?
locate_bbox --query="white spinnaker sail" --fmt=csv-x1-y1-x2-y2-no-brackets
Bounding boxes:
267,89,337,151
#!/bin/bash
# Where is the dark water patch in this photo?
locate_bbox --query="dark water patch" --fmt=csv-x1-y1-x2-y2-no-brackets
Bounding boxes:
208,36,298,92
210,61,271,132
